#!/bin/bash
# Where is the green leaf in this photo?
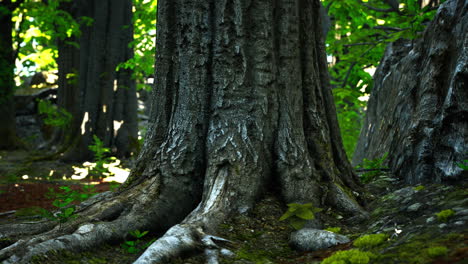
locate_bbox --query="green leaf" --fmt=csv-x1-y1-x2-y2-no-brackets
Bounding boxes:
279,210,295,221
63,207,75,217
295,208,315,220
289,217,306,230
125,241,136,246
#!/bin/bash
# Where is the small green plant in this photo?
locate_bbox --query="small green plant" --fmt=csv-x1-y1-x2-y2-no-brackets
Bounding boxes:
109,181,121,192
37,99,72,128
41,185,97,224
355,153,389,183
456,159,468,170
353,233,388,249
279,203,322,230
435,209,455,222
121,230,156,254
413,185,425,191
325,227,342,233
427,246,448,258
321,249,376,264
88,135,113,179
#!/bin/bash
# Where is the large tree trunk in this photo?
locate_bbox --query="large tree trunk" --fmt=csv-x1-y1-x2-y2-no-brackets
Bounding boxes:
0,0,19,150
0,0,365,263
55,0,138,161
353,0,468,184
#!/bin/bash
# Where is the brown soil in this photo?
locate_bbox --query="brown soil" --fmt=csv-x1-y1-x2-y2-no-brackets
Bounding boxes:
0,182,111,213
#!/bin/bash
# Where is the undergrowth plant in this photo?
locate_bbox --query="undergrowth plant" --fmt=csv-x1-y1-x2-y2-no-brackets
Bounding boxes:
41,185,97,224
121,230,156,254
355,153,389,183
88,135,114,179
455,159,468,170
37,99,72,128
279,203,322,230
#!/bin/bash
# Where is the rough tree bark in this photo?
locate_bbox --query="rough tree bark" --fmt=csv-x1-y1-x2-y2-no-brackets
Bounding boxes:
0,0,366,263
353,0,467,184
0,0,21,149
54,0,138,161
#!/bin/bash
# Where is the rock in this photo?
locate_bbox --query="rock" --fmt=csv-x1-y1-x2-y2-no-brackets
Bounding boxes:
455,208,468,216
407,203,423,212
453,221,465,226
426,216,436,224
393,187,416,202
289,228,350,252
352,0,468,184
438,224,447,229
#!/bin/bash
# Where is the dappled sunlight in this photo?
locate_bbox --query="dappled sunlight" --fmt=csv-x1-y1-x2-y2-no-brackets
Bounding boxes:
113,120,123,137
71,159,130,183
81,112,89,135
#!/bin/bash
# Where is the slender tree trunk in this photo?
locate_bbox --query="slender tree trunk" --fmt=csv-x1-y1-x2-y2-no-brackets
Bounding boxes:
353,0,468,183
0,0,18,149
0,1,365,263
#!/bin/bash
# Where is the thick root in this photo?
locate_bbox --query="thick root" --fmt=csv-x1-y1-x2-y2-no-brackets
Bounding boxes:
1,221,127,264
134,222,233,264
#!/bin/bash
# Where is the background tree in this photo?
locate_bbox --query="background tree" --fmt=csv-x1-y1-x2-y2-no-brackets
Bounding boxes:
353,0,467,183
0,0,367,263
54,0,138,161
0,0,23,149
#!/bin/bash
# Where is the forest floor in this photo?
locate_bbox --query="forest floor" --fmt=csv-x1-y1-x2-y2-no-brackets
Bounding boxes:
0,150,466,264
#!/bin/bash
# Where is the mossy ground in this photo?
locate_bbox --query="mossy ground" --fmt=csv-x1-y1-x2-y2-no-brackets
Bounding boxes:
0,151,467,263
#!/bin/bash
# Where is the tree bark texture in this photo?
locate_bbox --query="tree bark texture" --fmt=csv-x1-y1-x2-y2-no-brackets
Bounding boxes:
353,0,468,183
0,1,18,149
58,0,138,160
0,0,365,263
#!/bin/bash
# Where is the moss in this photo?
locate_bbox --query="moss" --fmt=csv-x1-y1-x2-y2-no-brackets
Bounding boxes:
325,227,342,233
353,233,388,249
235,248,272,263
321,249,376,264
15,206,44,217
377,232,464,264
435,209,455,222
413,185,425,191
371,207,384,217
427,246,448,258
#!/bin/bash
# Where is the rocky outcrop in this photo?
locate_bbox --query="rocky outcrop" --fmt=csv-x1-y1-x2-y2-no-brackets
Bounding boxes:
353,0,468,184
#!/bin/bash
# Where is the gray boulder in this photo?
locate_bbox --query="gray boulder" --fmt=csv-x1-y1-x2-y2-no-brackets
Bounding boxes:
289,228,350,252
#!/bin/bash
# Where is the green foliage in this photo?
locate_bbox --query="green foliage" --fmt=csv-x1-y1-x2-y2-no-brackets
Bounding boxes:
87,135,113,179
355,153,388,183
325,227,342,233
41,185,97,223
279,203,322,230
37,99,72,128
321,249,376,264
426,246,448,258
413,185,425,191
324,0,446,158
435,209,455,223
13,0,87,78
117,0,157,91
353,233,388,249
121,230,155,254
455,159,468,170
